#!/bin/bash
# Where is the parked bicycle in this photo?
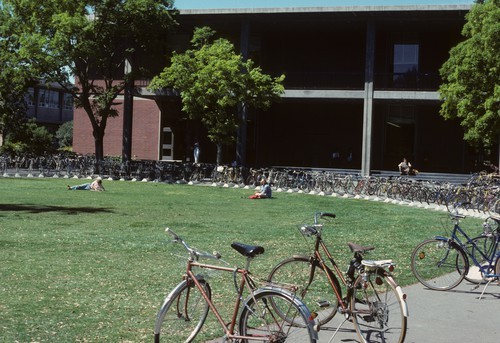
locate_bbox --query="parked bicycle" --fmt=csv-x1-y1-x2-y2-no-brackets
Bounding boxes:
154,228,318,342
411,205,500,294
267,212,408,343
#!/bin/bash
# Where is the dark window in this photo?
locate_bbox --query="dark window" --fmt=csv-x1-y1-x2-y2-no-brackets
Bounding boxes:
393,44,419,87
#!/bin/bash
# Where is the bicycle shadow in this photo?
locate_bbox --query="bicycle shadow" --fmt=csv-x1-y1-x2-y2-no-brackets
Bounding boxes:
419,282,500,299
0,203,115,215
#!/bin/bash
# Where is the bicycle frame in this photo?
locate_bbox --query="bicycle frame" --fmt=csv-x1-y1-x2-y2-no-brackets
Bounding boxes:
155,229,316,342
301,213,400,316
308,229,348,309
436,215,500,278
179,255,265,341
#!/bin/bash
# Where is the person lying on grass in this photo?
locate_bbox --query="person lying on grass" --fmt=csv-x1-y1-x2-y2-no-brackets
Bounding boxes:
68,179,105,191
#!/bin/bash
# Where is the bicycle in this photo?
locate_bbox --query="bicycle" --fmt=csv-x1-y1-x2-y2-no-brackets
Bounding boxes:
267,212,408,343
154,228,318,342
410,206,500,294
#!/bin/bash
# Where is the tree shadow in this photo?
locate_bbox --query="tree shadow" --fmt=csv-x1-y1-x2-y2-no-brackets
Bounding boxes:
0,204,115,215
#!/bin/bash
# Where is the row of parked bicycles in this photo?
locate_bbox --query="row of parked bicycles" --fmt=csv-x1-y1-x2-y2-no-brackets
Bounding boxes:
2,153,499,214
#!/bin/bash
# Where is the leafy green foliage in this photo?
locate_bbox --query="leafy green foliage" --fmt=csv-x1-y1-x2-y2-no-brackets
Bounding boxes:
150,26,285,164
56,120,73,148
439,0,500,147
1,119,54,155
0,0,176,163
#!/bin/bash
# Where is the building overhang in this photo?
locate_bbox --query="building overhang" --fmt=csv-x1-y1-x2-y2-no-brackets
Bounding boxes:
178,4,472,16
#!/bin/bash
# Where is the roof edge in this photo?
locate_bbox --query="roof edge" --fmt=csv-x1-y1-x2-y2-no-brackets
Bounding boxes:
178,4,472,15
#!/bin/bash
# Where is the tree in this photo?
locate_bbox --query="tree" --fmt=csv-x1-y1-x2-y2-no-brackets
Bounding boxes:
0,88,28,149
149,27,285,164
0,3,32,149
0,0,176,170
56,120,73,149
439,0,500,152
1,119,54,156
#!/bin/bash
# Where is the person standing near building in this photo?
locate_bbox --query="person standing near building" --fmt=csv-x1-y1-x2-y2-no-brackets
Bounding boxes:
193,142,200,164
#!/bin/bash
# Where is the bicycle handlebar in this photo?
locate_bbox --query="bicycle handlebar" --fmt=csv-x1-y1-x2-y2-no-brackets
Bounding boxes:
314,211,336,224
166,228,222,261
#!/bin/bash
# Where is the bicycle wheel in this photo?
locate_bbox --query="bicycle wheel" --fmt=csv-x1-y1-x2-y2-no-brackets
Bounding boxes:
154,278,211,343
238,287,317,342
464,235,498,284
411,238,467,290
267,256,339,326
351,272,407,343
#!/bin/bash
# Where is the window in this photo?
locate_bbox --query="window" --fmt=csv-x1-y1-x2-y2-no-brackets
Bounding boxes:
38,90,48,107
393,44,419,87
26,88,35,106
63,94,73,110
48,90,60,109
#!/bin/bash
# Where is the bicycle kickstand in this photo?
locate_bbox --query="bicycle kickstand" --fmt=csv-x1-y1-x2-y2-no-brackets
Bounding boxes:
477,279,495,300
327,315,350,343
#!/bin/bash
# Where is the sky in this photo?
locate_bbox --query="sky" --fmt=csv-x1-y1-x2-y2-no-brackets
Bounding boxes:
174,0,475,9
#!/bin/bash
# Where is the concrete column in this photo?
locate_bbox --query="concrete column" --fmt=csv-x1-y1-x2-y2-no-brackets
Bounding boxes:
361,22,375,177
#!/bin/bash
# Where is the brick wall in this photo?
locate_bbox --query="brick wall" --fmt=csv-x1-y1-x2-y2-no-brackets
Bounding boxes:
73,97,160,160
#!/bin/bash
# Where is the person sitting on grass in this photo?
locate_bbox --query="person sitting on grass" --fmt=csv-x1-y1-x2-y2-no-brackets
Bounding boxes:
68,179,105,191
249,177,272,199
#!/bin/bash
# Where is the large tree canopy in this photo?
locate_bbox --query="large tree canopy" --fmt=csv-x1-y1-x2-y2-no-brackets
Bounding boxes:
149,26,285,164
439,0,500,148
0,0,176,165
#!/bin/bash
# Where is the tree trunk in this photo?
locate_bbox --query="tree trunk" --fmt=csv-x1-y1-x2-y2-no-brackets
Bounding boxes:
93,130,104,174
216,142,223,165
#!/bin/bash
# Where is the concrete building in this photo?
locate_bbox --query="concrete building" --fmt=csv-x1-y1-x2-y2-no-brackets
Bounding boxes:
73,4,486,174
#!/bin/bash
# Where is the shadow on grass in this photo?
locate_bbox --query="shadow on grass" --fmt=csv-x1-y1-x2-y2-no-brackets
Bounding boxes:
0,204,115,214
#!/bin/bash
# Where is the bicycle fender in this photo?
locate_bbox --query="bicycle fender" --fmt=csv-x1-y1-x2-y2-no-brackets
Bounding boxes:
245,287,319,340
153,276,206,335
395,285,409,318
385,276,409,318
154,280,189,335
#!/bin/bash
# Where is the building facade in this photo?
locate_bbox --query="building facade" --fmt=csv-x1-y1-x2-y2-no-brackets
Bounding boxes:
26,83,74,130
73,4,487,174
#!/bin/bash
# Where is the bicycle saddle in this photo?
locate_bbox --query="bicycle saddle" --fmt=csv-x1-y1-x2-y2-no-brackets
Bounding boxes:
347,242,375,254
231,242,265,258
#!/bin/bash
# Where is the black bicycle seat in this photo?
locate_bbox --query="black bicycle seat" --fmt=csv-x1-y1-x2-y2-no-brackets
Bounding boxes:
348,242,375,254
231,242,265,258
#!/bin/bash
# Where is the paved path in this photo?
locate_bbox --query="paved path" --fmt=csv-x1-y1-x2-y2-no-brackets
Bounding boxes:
316,280,499,342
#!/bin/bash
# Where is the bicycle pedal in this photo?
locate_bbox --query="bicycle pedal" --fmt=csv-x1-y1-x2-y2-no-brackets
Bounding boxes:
316,300,331,308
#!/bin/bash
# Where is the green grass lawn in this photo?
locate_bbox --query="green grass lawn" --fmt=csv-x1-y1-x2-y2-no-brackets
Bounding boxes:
0,178,484,342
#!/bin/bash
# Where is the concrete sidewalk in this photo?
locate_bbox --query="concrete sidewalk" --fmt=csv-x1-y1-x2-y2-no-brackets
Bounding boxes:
316,280,499,342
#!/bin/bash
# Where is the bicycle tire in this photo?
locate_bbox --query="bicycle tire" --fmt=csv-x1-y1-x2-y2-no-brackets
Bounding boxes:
267,256,340,326
351,272,407,343
154,278,211,343
464,235,499,284
410,238,468,291
238,287,318,342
